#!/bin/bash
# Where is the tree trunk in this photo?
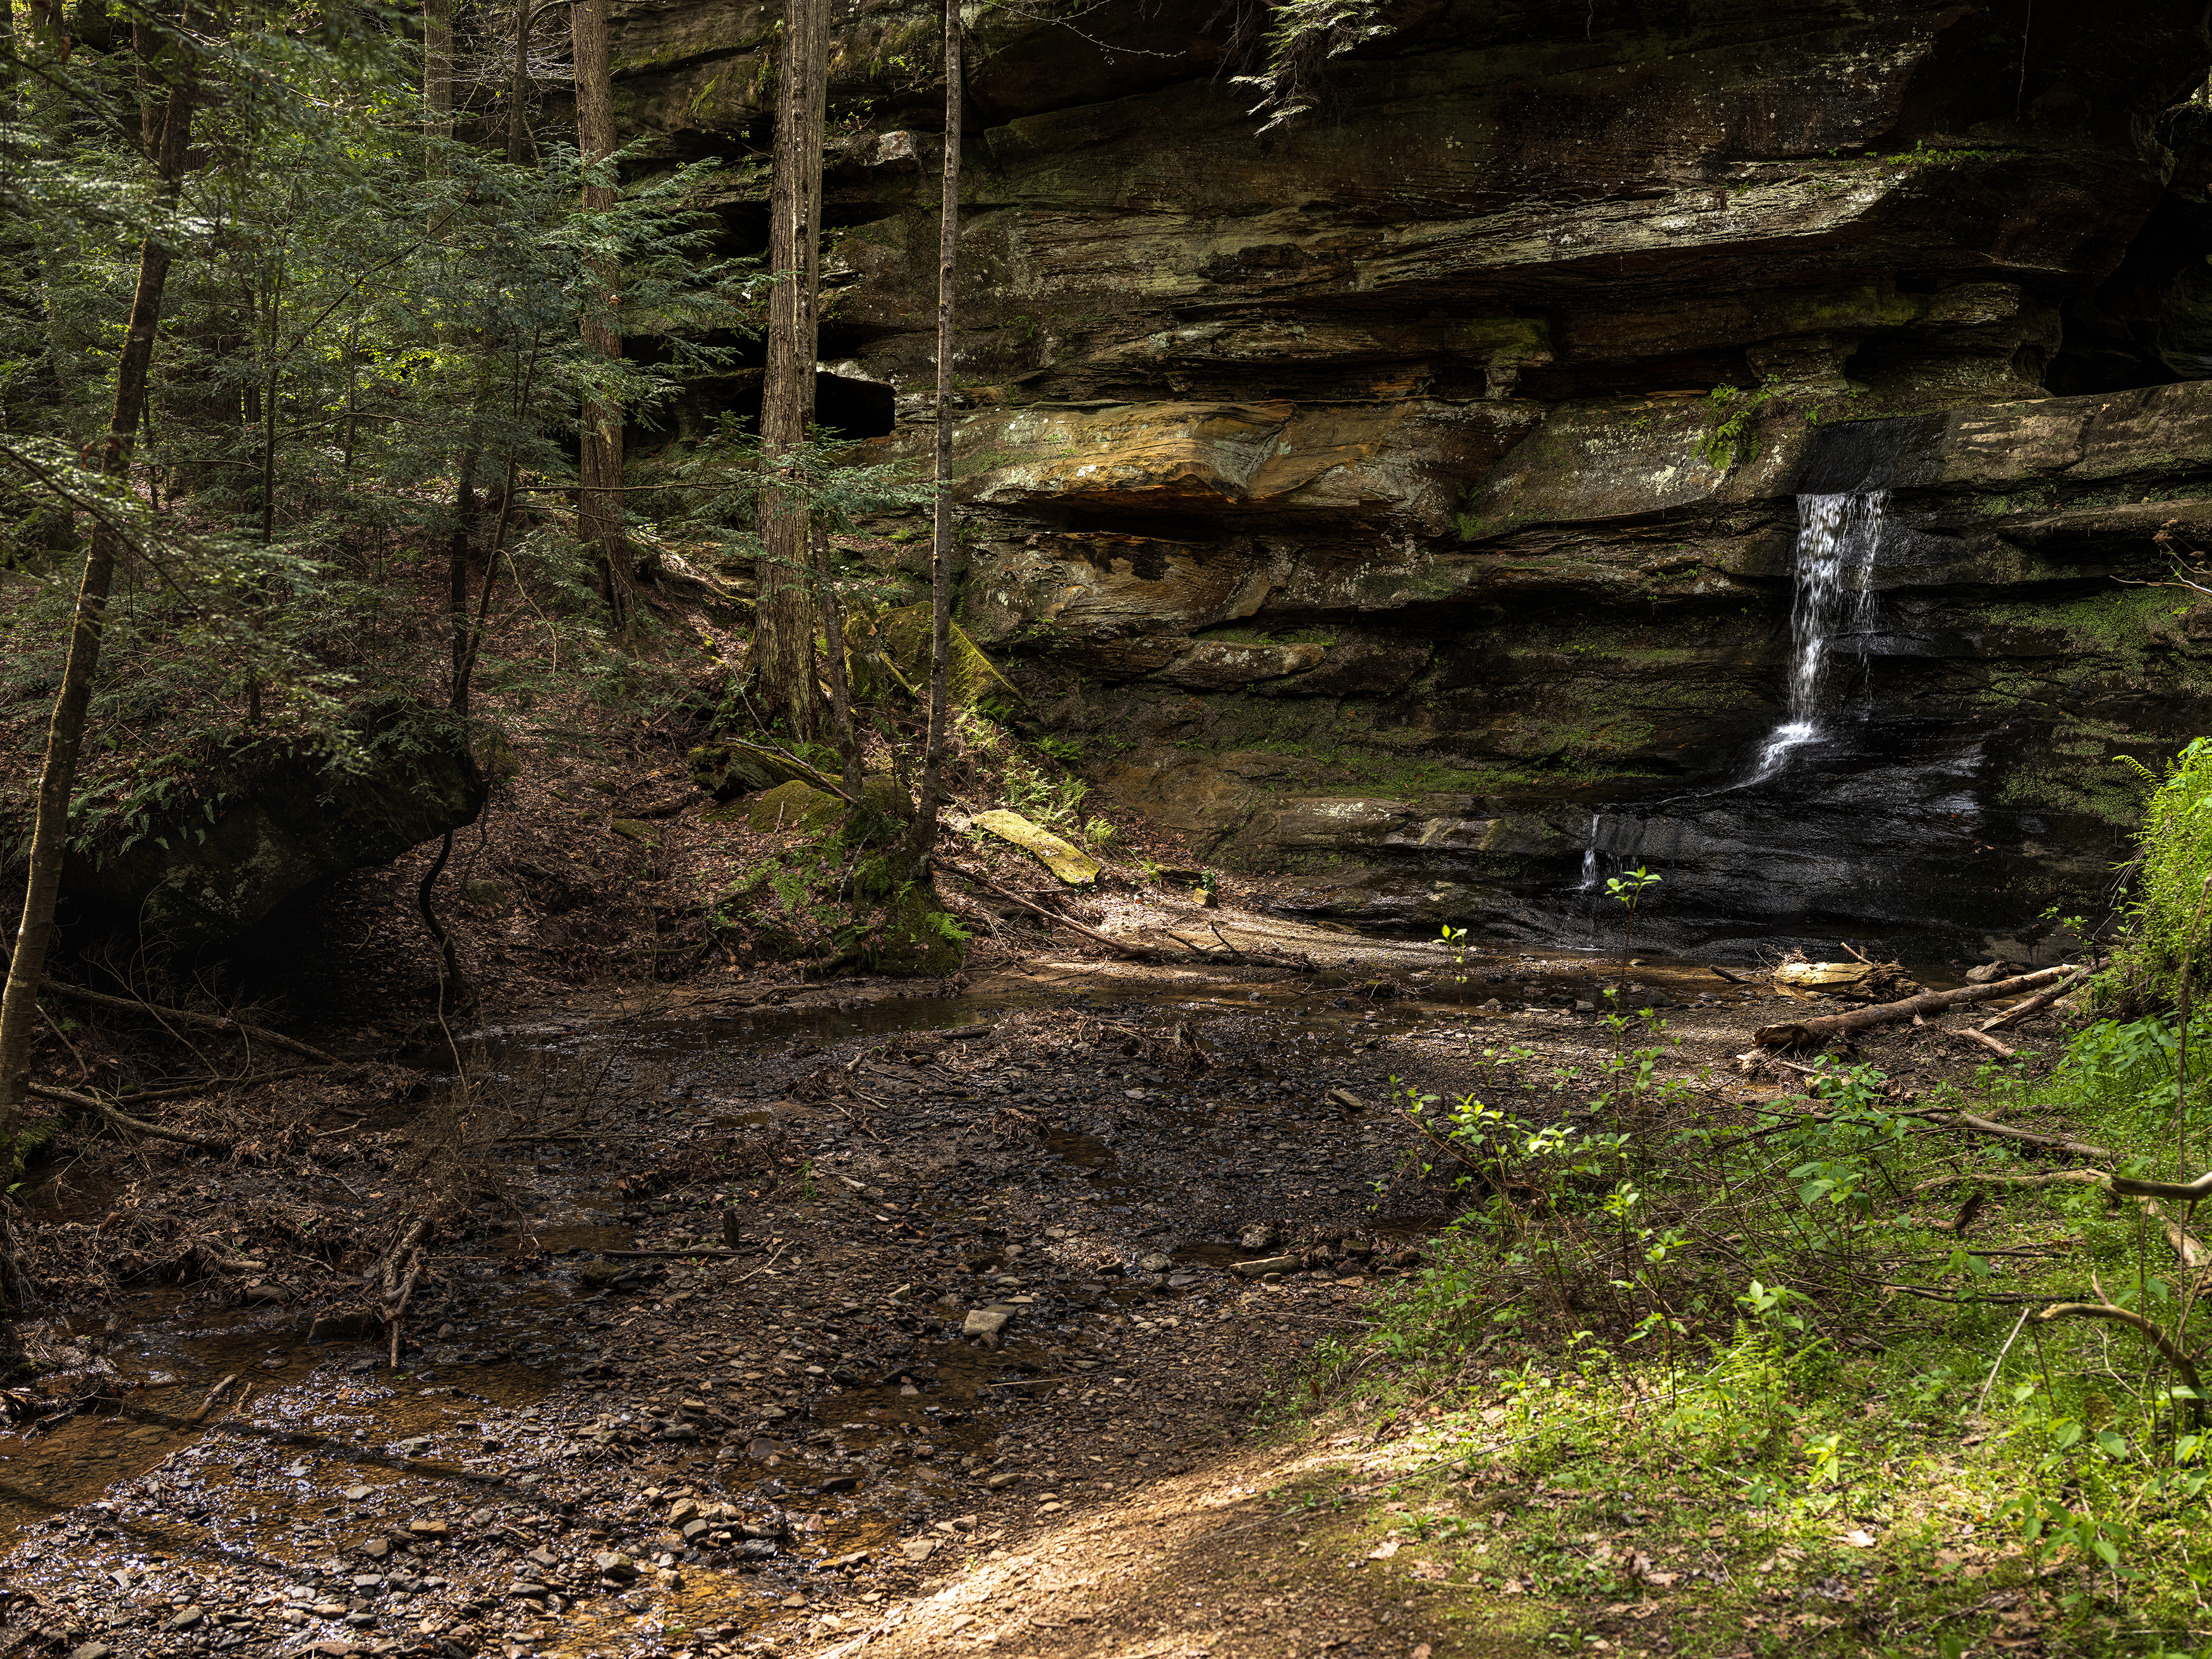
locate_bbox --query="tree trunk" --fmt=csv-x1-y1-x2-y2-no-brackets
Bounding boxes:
909,2,960,865
507,0,545,164
571,0,630,631
750,0,829,739
0,59,195,1316
422,0,454,144
813,526,861,798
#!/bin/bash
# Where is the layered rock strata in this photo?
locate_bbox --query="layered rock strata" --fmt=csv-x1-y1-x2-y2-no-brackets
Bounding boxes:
612,0,2212,952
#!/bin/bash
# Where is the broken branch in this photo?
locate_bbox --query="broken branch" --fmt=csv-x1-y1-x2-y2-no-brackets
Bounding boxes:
37,979,337,1064
1753,964,2079,1048
2037,1298,2207,1426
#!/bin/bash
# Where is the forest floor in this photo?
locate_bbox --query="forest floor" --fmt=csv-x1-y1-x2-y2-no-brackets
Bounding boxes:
0,905,2069,1659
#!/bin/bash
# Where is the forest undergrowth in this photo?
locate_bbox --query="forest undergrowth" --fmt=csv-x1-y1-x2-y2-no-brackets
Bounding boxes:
1269,743,2212,1659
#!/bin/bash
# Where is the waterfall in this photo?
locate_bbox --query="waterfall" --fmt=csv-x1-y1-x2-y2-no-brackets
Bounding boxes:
1743,490,1886,782
1564,491,1887,907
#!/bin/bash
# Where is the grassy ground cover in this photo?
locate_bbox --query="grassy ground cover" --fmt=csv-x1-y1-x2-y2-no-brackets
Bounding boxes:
1272,987,2212,1659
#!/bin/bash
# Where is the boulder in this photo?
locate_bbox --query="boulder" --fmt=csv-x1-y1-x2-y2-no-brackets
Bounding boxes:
20,700,484,949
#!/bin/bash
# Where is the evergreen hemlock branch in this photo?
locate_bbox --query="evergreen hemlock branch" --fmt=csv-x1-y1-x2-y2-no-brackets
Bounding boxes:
1231,0,1394,131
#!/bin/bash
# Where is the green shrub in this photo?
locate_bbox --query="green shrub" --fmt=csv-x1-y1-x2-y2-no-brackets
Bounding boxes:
2107,738,2212,1011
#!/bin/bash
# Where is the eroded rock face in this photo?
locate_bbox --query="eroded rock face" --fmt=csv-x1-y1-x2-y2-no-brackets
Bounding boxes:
611,0,2212,951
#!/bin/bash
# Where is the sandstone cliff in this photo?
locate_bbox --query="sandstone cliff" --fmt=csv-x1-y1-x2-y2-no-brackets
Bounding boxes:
614,0,2212,954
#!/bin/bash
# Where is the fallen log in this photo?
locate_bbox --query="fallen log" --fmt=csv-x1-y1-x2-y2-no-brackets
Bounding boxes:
1978,967,2091,1035
38,979,337,1064
1753,963,2078,1049
26,1080,234,1153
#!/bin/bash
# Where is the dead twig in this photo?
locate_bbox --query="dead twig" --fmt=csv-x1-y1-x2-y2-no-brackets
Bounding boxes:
2038,1285,2208,1428
25,1080,234,1152
1949,1026,2017,1059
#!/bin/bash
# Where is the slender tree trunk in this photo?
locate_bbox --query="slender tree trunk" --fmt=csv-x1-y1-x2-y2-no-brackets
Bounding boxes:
447,442,480,704
909,3,960,865
750,0,829,739
0,59,195,1308
507,0,545,164
571,0,631,631
813,526,861,798
422,0,454,143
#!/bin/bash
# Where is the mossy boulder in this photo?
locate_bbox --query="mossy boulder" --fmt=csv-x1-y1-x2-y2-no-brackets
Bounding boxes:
747,781,844,834
690,738,836,801
12,700,486,949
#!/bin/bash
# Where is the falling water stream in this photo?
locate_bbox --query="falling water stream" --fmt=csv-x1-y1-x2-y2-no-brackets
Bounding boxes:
1741,490,1888,782
1573,490,1888,904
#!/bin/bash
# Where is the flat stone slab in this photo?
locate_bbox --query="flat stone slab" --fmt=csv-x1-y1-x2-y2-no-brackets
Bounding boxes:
973,809,1100,886
1231,1256,1301,1278
963,1306,1014,1339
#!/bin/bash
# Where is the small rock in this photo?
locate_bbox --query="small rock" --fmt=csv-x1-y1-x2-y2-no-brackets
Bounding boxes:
682,1519,713,1542
987,1471,1019,1490
1236,1224,1273,1251
71,1644,116,1659
595,1550,638,1580
166,1607,206,1632
343,1485,374,1502
963,1308,1012,1340
406,1517,449,1540
1231,1255,1300,1279
899,1538,940,1562
1134,1253,1174,1274
360,1538,391,1559
668,1499,700,1526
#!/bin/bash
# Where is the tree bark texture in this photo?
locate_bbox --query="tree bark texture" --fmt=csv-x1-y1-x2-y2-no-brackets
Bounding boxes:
750,0,829,738
910,3,961,860
570,0,630,629
0,67,195,1161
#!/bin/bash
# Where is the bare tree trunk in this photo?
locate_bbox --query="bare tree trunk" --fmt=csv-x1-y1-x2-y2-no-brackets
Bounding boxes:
749,0,829,739
507,0,548,164
422,0,453,144
908,1,960,866
571,0,631,631
813,526,861,798
0,59,195,1315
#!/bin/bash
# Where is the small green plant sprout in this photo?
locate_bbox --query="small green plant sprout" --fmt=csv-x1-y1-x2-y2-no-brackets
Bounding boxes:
1440,922,1471,1002
1603,865,1661,965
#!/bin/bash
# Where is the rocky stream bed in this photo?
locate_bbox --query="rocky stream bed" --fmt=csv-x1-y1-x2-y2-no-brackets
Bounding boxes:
0,941,2025,1659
